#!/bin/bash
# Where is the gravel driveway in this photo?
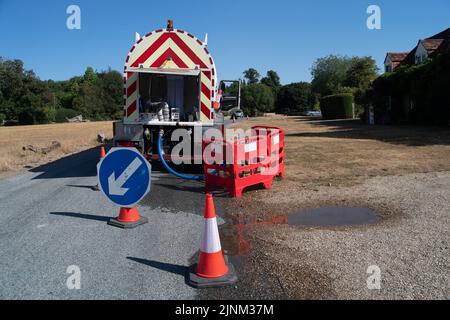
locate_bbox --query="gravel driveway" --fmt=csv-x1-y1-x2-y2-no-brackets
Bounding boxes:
203,171,450,299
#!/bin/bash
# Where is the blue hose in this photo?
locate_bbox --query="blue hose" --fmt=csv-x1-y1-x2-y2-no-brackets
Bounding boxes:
157,134,204,181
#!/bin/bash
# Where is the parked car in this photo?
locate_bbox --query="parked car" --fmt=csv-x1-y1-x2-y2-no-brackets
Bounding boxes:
231,110,244,119
306,110,322,117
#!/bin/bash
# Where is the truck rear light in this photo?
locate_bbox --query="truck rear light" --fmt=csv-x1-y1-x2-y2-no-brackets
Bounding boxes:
118,141,134,147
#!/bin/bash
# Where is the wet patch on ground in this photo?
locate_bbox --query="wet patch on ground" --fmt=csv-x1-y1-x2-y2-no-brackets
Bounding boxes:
193,230,336,300
219,206,382,256
192,204,386,299
286,207,380,227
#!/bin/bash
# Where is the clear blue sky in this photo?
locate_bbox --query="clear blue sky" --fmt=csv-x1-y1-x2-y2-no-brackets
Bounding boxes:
0,0,448,84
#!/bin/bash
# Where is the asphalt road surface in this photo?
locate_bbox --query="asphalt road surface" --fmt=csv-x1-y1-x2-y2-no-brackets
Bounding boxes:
0,146,229,299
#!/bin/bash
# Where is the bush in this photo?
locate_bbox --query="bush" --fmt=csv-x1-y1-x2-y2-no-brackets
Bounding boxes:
55,108,79,123
319,93,354,120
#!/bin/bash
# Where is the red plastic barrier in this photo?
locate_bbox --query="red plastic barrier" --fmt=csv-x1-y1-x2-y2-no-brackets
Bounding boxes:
203,126,284,197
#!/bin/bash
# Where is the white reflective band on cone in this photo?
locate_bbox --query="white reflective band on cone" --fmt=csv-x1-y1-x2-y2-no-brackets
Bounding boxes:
200,217,222,253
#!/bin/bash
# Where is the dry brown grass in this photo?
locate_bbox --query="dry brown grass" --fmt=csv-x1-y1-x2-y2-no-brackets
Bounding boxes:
0,121,113,174
233,114,450,188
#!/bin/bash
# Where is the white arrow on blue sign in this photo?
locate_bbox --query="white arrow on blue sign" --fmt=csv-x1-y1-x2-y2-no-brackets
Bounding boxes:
97,147,152,208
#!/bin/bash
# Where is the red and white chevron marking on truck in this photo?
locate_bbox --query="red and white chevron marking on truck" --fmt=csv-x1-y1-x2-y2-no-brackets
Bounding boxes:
123,27,217,123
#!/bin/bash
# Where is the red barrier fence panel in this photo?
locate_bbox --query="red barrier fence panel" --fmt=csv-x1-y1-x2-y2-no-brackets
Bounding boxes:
203,126,284,197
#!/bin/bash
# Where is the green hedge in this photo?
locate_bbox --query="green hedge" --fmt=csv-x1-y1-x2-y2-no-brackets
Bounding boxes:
319,93,354,120
372,51,450,125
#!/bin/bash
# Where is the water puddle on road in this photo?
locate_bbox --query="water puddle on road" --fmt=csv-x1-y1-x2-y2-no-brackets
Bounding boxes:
220,207,381,256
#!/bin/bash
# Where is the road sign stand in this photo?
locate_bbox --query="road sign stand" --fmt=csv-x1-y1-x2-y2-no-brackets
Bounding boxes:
108,207,148,229
187,256,237,289
98,147,152,229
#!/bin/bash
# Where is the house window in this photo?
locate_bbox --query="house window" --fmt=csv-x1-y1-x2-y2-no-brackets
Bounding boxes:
385,65,392,73
416,54,427,64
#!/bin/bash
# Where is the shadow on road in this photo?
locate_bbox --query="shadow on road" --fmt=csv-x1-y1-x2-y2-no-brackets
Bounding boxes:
153,182,231,198
127,257,187,277
66,184,99,191
30,146,101,179
152,182,205,194
151,162,204,174
50,211,111,222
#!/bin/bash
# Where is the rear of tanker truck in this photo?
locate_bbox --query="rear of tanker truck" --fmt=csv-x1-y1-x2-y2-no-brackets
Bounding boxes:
113,20,240,164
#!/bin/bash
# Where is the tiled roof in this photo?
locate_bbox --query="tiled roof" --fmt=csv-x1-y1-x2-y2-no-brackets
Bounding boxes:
420,39,444,52
428,28,450,40
386,27,450,68
387,52,408,62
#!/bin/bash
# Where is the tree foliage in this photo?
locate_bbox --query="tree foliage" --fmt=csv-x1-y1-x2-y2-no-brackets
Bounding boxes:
261,70,281,92
241,83,274,116
311,55,353,97
343,56,379,89
311,55,378,97
0,57,123,125
310,54,379,118
243,68,260,85
0,58,55,124
275,82,313,114
1,53,381,124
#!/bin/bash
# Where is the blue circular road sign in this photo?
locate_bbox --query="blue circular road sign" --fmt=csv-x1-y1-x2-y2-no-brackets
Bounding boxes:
98,147,152,208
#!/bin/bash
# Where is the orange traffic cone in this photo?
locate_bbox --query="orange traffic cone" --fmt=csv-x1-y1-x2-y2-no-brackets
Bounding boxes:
188,193,237,288
108,207,148,229
100,146,106,159
93,146,106,191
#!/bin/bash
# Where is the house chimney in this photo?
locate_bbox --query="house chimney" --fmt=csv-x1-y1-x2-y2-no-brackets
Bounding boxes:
167,20,174,30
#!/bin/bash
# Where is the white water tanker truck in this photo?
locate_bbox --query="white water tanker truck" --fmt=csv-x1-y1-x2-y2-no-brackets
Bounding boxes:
113,20,241,164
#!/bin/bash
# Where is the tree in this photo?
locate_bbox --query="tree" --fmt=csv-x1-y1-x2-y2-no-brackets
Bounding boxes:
261,70,281,92
0,58,25,120
311,55,353,97
344,56,379,90
72,81,102,119
83,66,98,84
0,57,56,124
241,83,274,116
0,57,124,124
276,82,314,114
97,69,123,119
243,68,260,85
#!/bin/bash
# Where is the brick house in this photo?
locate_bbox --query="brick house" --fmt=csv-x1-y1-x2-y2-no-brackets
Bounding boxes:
387,28,450,70
373,28,450,125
